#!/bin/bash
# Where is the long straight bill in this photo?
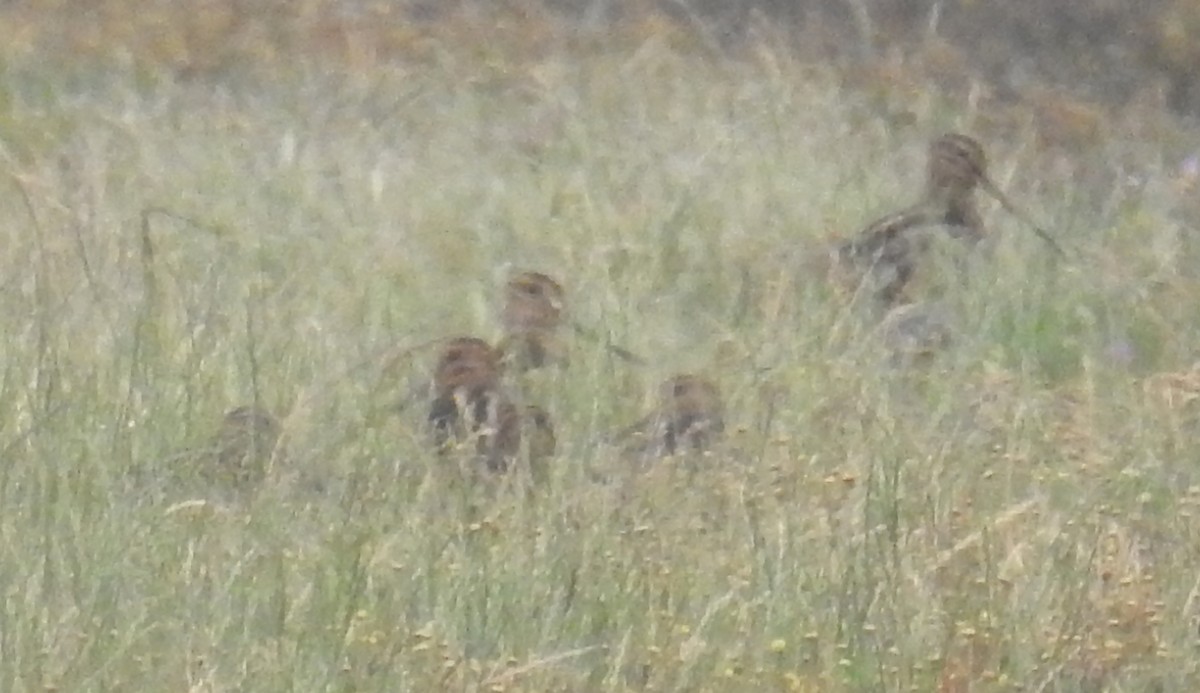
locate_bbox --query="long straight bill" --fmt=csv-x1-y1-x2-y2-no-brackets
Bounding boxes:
571,321,647,365
980,178,1066,257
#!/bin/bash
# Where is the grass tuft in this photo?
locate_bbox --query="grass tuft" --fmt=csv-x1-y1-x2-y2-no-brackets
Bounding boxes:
0,13,1199,692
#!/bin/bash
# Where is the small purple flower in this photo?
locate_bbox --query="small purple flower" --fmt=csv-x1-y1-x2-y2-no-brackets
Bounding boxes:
1103,338,1136,366
1180,154,1200,181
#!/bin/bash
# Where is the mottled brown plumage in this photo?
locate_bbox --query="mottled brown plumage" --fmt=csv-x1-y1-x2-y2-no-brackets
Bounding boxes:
834,133,1062,308
428,336,504,456
620,374,725,458
499,271,567,370
207,405,281,489
503,271,565,332
427,336,556,473
433,336,504,395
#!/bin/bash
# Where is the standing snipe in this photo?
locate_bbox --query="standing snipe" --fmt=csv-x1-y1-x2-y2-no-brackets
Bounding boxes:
428,336,505,456
619,374,725,458
835,133,1063,307
498,271,567,371
426,336,556,472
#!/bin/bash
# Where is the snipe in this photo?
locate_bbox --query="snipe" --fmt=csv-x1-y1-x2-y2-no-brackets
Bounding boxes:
835,133,1063,307
498,271,567,371
428,336,505,456
618,374,725,458
427,336,555,473
205,405,281,490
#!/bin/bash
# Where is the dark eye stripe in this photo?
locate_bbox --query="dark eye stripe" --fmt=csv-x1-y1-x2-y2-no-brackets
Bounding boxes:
932,134,986,177
508,273,564,298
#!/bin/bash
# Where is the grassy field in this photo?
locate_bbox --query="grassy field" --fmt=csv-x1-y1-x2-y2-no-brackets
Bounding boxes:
2,15,1200,692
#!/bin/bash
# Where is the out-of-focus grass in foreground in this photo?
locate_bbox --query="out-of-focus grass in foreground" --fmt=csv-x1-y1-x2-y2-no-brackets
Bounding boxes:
1,5,1200,692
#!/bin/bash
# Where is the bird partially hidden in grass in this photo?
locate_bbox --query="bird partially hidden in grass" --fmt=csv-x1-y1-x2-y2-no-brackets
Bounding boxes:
829,133,1065,308
203,405,282,491
432,336,505,396
497,269,646,369
617,374,725,459
427,336,556,473
498,270,568,371
428,336,505,465
876,300,956,368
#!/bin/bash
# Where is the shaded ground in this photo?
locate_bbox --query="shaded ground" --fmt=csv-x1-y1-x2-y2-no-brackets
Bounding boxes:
578,0,1200,117
2,0,1197,119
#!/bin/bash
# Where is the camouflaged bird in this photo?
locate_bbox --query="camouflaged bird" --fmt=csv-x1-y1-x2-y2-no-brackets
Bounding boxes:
876,300,956,368
432,336,504,396
428,336,505,453
426,336,556,473
619,374,725,458
832,133,1063,308
205,405,282,490
498,271,568,370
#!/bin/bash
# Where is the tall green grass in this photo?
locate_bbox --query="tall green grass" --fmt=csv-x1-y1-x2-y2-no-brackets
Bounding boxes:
0,36,1197,692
